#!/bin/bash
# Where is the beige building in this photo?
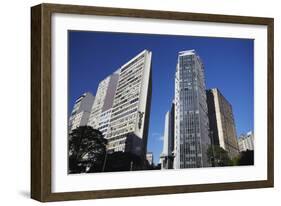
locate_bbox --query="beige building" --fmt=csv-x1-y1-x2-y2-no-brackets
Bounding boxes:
206,88,239,158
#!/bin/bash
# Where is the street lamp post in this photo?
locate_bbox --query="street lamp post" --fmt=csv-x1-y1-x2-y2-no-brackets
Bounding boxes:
102,146,108,172
130,161,133,171
210,130,217,167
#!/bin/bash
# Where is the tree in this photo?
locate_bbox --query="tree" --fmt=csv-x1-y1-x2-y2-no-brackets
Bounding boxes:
238,150,254,165
207,145,232,166
230,156,240,166
68,126,107,174
102,152,145,172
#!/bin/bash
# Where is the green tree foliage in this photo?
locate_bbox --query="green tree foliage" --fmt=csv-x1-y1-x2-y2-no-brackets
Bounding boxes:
68,126,107,174
230,156,240,166
207,145,232,166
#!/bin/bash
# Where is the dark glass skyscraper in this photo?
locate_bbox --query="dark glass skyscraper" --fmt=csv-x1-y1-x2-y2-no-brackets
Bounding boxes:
174,50,211,168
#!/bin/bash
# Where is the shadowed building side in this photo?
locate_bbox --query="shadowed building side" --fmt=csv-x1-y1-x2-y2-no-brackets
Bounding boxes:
69,92,95,132
206,88,239,159
87,71,120,137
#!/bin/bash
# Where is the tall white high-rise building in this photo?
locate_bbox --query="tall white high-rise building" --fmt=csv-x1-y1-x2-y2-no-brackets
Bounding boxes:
86,50,152,158
106,50,152,157
238,131,254,152
160,103,175,169
206,88,240,158
88,71,119,136
69,92,95,131
174,50,211,168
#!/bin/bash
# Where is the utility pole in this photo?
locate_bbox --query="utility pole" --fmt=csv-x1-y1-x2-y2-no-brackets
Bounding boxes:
130,161,133,171
102,149,108,172
210,130,217,167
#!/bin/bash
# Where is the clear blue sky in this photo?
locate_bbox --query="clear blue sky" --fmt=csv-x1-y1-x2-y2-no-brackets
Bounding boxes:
68,31,254,164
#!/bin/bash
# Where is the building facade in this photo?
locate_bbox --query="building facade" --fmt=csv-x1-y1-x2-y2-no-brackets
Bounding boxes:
174,50,211,169
206,88,240,158
238,131,254,152
87,71,119,136
160,103,175,169
69,92,95,131
106,50,152,158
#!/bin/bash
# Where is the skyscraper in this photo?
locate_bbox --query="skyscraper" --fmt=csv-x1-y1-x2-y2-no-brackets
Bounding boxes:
160,102,175,169
88,71,119,136
206,88,239,158
69,92,95,131
174,50,211,169
106,50,152,158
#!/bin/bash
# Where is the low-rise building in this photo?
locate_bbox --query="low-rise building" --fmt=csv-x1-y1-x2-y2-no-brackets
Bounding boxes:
238,131,254,152
146,152,153,166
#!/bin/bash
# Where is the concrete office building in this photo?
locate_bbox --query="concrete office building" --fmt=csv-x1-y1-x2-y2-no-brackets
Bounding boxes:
69,92,95,131
88,71,119,136
160,103,175,169
95,108,113,137
174,50,211,169
238,131,254,152
206,88,240,158
105,50,152,158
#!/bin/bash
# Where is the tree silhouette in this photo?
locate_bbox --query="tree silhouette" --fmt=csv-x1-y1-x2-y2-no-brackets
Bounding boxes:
68,126,107,174
207,145,232,166
100,152,145,172
238,150,254,165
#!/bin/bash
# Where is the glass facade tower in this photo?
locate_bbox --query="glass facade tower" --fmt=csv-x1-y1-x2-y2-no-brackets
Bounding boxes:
174,50,211,168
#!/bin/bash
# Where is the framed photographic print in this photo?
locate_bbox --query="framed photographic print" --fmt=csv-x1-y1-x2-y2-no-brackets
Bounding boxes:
31,3,274,202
